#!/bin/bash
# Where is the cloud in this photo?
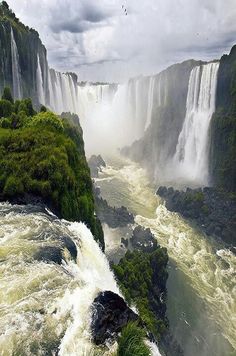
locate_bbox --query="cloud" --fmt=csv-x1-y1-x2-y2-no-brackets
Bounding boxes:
6,0,236,82
48,0,116,34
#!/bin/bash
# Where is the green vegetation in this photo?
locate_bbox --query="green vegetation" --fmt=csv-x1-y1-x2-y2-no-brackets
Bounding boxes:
0,88,104,247
113,249,168,340
117,322,151,356
210,45,236,192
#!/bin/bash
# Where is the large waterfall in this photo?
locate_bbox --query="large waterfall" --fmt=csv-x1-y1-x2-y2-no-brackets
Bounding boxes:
10,27,22,99
173,62,219,185
7,28,219,187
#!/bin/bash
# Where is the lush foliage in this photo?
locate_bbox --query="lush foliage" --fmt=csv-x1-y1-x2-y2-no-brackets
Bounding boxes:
113,249,168,339
0,88,104,247
117,322,151,356
210,45,236,192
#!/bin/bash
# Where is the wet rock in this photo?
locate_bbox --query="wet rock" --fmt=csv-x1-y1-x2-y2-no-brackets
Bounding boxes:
34,246,63,264
157,186,236,245
121,237,128,247
60,236,77,261
88,155,106,178
95,196,134,228
131,225,158,253
91,290,138,345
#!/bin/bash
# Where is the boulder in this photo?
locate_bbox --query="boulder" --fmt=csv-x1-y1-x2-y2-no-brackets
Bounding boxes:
91,290,138,345
34,246,63,264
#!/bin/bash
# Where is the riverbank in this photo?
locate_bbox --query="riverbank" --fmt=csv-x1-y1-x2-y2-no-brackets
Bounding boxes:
157,186,236,246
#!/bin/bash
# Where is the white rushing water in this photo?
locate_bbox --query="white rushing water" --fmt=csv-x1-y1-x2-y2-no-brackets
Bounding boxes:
0,203,121,355
97,156,236,356
10,27,22,99
0,203,161,356
173,62,219,185
36,54,45,106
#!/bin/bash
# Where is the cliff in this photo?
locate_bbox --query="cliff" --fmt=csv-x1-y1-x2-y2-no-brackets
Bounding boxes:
209,45,236,192
122,59,203,182
0,1,49,104
0,92,104,248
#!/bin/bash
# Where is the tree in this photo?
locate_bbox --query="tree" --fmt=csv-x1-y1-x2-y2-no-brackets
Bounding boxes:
0,99,13,117
2,87,13,104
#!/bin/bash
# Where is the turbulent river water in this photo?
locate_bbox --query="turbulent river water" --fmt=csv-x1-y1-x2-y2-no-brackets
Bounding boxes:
97,155,236,356
0,203,121,356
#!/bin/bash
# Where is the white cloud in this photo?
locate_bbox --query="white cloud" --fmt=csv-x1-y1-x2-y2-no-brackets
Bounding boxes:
6,0,236,82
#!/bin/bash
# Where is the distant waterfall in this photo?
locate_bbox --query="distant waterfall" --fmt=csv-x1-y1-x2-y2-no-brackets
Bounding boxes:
173,62,219,185
48,69,79,114
10,27,22,99
36,55,45,105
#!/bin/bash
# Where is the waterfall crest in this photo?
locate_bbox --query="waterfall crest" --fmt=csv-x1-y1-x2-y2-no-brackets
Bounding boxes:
10,27,22,99
173,62,219,185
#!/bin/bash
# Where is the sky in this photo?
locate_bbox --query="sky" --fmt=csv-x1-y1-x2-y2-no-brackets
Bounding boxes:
7,0,236,82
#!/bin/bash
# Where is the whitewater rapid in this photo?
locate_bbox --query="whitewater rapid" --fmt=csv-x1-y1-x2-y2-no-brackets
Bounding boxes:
0,203,120,355
97,156,236,356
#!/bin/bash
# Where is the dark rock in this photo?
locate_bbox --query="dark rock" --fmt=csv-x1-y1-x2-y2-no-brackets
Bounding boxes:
34,246,63,264
131,225,158,252
91,291,138,345
60,236,77,261
156,186,236,245
95,194,134,228
121,237,128,247
88,155,106,178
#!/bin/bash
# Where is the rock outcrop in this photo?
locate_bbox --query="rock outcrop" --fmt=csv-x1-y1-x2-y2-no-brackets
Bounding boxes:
91,291,138,345
157,186,236,245
88,154,106,178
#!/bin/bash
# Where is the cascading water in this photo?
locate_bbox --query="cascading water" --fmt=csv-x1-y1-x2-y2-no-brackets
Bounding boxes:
0,203,161,355
10,27,22,99
0,203,120,355
36,54,45,106
145,76,156,130
173,62,219,185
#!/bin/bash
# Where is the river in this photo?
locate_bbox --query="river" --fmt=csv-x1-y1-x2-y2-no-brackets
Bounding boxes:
96,155,236,356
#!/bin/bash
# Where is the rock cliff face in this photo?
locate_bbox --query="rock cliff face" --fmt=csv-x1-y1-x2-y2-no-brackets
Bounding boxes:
209,45,236,192
122,59,203,183
0,2,49,104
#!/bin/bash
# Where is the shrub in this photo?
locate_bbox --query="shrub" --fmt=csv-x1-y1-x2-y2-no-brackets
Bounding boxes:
28,111,64,132
3,175,24,197
0,99,14,117
2,87,13,103
117,322,151,356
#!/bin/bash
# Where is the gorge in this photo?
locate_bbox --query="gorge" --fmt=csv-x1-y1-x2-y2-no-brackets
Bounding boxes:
0,1,235,356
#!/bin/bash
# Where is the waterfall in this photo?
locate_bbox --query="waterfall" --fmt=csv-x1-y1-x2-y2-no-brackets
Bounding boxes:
36,54,45,105
145,76,156,129
0,203,161,355
173,62,219,185
10,27,22,99
0,203,120,355
48,69,79,114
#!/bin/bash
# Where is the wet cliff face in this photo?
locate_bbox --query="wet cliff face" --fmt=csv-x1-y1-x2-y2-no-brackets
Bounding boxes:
122,60,203,183
0,2,48,104
209,45,236,191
